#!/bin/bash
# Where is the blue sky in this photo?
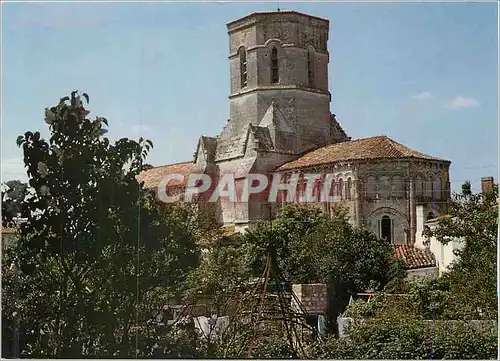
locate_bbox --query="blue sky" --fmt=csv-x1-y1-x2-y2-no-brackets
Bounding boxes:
1,2,498,192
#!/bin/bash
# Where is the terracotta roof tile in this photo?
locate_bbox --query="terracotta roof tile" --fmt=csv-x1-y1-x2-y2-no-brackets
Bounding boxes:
276,135,449,171
137,161,195,190
426,215,452,223
1,227,17,234
394,245,436,269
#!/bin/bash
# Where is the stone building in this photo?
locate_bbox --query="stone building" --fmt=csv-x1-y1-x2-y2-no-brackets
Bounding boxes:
138,10,452,246
1,226,18,249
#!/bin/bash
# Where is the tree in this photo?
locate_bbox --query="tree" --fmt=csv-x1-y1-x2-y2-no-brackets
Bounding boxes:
308,182,499,359
180,205,404,358
1,92,203,358
423,181,498,320
1,180,30,227
240,204,405,333
308,317,497,359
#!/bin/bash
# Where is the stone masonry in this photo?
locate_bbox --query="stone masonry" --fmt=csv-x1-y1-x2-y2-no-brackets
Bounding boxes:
292,283,328,315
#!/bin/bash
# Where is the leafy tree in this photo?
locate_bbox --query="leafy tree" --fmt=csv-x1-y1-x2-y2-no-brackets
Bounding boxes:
309,318,497,359
1,92,203,358
423,181,498,320
240,205,405,333
309,182,499,359
1,180,30,227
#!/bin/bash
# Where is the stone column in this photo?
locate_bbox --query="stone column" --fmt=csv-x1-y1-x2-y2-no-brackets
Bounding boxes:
355,179,361,227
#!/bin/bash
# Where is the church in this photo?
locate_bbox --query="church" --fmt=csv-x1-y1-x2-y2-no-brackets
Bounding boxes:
138,10,451,248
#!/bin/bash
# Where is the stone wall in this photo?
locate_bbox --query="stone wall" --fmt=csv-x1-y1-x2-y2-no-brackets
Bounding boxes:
227,11,334,156
228,88,332,154
1,230,18,249
275,158,451,245
292,283,328,315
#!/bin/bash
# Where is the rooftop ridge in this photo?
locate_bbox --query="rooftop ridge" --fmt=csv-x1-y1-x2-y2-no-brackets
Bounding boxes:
276,134,449,171
149,160,193,169
227,10,329,27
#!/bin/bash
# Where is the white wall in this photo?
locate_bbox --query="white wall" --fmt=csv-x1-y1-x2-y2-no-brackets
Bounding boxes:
406,266,438,280
414,205,464,275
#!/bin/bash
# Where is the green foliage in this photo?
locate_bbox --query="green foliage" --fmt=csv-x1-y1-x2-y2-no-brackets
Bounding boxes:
184,243,254,316
241,204,404,330
1,180,30,226
309,319,498,359
181,204,404,357
1,92,203,357
193,324,295,359
241,334,294,359
317,182,499,359
242,204,401,287
423,181,498,320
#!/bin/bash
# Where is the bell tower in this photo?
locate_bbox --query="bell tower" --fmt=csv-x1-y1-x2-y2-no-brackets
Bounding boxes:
195,11,349,229
226,11,337,153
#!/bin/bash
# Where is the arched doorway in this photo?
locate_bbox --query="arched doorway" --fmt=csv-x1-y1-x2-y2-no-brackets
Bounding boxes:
367,207,408,245
381,215,392,243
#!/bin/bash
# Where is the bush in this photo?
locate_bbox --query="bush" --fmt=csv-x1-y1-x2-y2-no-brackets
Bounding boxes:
308,319,498,359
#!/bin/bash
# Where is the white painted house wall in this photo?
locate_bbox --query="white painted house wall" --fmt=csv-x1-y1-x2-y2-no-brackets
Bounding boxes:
406,266,438,280
414,205,463,275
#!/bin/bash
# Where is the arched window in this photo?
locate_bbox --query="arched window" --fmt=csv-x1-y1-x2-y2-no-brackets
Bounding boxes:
347,178,352,200
239,47,247,88
338,178,344,200
415,176,423,197
314,178,323,202
440,177,448,200
380,215,392,243
297,176,307,203
379,176,390,198
329,179,336,198
424,175,433,198
307,48,315,88
392,175,403,198
271,47,279,83
366,176,376,199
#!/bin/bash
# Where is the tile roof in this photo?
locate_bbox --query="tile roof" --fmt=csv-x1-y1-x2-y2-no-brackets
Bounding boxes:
426,215,452,224
250,125,274,151
394,245,437,270
276,135,449,171
137,161,195,190
227,11,329,27
1,227,17,234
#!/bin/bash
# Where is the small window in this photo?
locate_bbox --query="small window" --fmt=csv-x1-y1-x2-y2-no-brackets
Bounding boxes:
239,47,247,88
338,178,344,200
347,178,352,200
314,178,323,202
271,47,279,83
381,215,392,243
307,49,315,88
329,180,337,198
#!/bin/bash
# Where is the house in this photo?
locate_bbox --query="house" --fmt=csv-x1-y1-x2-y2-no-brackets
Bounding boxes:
414,176,495,275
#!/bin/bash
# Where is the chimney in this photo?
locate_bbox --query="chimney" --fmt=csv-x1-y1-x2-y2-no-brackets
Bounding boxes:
481,176,494,195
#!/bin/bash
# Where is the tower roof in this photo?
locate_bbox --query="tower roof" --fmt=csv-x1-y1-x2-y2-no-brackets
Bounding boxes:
276,135,450,171
227,10,328,32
